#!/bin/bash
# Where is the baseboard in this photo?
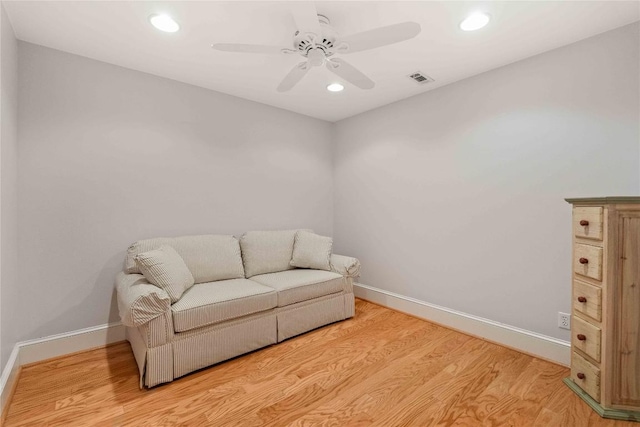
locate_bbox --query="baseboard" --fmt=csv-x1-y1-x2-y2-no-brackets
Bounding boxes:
18,322,126,365
0,321,125,419
354,283,571,366
0,346,20,425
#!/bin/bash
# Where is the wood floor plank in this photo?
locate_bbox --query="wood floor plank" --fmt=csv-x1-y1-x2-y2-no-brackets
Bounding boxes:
365,339,497,426
284,332,469,426
4,299,635,427
455,347,534,422
207,318,443,426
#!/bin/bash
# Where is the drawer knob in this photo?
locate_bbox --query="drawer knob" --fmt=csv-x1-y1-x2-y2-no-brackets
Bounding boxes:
577,373,586,380
579,220,589,226
577,334,587,341
577,296,587,303
579,257,589,264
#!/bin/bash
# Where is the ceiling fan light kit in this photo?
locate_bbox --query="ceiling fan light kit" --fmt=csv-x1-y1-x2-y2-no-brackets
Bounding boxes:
149,14,180,33
460,12,491,31
211,4,421,92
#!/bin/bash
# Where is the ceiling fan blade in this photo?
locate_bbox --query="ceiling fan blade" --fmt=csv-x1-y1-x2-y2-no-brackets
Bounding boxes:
277,62,310,92
338,22,421,54
290,2,322,37
212,43,286,55
326,58,374,90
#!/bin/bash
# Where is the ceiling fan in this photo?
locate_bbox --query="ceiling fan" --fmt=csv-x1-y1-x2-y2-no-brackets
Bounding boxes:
212,3,421,92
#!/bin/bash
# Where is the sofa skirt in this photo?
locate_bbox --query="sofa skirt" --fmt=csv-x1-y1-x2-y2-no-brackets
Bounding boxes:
126,291,355,388
276,293,347,342
173,312,277,378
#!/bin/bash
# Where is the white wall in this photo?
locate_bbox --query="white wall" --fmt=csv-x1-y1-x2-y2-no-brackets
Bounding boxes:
333,22,640,341
0,3,19,369
10,21,640,350
17,42,334,341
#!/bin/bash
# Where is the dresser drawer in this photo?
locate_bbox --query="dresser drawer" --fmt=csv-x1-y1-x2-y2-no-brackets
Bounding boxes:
573,316,601,362
573,207,603,241
571,351,601,402
573,280,602,322
574,244,603,281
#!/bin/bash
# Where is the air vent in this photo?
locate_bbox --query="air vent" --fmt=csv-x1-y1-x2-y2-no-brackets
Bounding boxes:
408,72,434,84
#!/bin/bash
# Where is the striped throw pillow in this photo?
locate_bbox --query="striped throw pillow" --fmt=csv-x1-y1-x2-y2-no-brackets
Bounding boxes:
290,231,333,271
135,245,194,303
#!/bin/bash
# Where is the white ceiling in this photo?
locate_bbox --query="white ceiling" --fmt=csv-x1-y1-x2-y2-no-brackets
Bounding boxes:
5,1,639,122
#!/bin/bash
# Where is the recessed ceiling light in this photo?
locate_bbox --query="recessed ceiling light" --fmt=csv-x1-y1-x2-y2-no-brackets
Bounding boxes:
149,14,180,33
460,12,490,31
327,83,344,92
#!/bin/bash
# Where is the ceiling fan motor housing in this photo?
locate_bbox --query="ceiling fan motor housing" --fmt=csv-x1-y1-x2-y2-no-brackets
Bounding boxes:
293,15,337,58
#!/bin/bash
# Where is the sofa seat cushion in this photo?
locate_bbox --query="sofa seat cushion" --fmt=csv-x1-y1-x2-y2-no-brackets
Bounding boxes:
249,269,344,307
171,279,277,332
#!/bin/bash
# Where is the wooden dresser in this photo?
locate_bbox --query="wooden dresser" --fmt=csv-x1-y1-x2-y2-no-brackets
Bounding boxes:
564,197,640,421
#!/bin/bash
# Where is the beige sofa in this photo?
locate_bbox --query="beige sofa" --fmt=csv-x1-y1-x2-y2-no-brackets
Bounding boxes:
116,230,359,388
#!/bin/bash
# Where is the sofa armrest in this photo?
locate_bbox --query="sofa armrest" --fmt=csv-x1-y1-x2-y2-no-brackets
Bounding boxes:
330,254,361,279
116,271,171,327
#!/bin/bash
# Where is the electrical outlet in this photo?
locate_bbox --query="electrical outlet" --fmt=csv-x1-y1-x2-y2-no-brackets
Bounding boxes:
558,312,571,330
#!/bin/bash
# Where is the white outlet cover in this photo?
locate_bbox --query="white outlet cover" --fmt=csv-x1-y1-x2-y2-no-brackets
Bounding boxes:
558,312,571,329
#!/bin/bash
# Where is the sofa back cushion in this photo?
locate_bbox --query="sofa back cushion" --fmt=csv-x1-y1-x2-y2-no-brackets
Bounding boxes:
125,235,245,284
240,230,311,278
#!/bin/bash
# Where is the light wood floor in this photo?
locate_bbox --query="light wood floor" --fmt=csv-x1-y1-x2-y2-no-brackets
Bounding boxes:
4,299,633,426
